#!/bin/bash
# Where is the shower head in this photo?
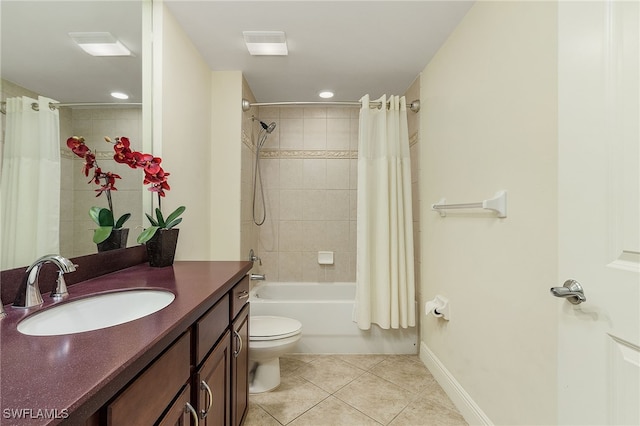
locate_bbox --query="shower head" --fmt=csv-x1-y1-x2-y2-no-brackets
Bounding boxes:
253,116,276,134
261,120,276,134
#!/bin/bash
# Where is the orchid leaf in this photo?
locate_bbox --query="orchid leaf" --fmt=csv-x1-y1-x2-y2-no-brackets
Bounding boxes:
164,217,182,230
97,208,114,227
93,226,113,244
115,213,131,229
155,208,165,227
88,206,102,225
164,206,185,226
145,213,159,227
137,226,159,244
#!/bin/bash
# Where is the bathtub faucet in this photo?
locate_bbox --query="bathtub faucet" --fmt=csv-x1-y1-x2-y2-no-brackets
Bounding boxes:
250,273,266,281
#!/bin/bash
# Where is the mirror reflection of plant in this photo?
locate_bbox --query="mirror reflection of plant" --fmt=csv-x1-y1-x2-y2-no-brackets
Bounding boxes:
66,136,131,244
108,136,185,244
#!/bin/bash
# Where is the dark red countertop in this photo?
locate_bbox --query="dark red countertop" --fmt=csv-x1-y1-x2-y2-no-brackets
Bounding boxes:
0,260,252,425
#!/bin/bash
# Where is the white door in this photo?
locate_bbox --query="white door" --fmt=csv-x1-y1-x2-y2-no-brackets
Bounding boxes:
557,1,640,425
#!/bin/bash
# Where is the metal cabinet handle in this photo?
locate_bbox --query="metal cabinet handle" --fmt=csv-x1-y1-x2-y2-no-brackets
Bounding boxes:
233,329,243,358
550,279,586,305
237,290,249,299
199,380,213,419
185,402,199,426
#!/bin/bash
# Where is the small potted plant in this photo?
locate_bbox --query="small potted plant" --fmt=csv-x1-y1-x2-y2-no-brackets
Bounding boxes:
110,136,185,267
67,136,131,251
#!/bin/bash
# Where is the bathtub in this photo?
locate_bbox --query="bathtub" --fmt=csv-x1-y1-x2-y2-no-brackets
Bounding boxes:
249,282,417,354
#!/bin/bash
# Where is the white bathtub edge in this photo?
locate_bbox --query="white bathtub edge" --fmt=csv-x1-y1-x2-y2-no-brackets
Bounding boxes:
419,341,493,426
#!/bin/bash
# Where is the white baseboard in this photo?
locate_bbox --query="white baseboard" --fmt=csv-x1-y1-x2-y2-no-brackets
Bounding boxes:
419,341,493,425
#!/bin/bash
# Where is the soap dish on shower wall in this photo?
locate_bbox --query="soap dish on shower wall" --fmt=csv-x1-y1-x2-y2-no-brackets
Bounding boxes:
318,251,334,265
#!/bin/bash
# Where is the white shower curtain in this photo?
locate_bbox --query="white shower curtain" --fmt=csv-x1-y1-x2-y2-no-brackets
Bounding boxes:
1,96,61,269
355,94,416,330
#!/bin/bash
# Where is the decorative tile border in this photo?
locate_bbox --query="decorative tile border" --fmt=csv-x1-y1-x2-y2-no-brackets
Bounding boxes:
61,150,113,160
409,131,419,147
202,128,415,160
260,149,358,159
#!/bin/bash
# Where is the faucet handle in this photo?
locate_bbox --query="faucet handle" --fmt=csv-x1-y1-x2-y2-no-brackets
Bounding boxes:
248,249,262,266
51,271,69,300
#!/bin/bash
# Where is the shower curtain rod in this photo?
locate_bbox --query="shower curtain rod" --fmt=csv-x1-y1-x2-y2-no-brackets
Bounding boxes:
0,101,142,115
241,98,421,113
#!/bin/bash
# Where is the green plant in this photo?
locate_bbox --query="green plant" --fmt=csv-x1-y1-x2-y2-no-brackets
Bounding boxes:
67,136,132,244
137,206,185,244
89,206,131,244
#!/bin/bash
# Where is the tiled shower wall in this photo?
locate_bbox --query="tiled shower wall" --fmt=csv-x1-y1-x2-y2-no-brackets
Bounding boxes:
250,106,360,282
244,90,420,286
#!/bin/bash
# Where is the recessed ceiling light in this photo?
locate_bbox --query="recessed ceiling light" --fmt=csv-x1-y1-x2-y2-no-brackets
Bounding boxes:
111,92,129,100
319,91,334,99
69,32,132,57
243,31,288,56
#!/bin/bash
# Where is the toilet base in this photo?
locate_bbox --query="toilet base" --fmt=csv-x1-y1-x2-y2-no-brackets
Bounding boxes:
249,358,281,394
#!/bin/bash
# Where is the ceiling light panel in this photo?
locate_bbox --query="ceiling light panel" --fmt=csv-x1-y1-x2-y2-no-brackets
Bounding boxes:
243,31,288,56
69,32,132,57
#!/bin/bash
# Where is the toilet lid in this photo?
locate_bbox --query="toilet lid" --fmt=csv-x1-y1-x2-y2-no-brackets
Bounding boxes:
250,316,302,341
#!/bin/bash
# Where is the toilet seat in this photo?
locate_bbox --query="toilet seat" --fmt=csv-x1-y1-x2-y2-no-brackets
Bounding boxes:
250,316,302,341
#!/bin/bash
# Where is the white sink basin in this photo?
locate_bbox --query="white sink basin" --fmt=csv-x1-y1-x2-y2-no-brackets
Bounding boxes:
17,289,175,336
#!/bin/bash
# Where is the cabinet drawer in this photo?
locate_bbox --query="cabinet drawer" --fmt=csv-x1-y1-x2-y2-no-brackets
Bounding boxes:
196,294,229,365
107,331,191,426
230,276,250,319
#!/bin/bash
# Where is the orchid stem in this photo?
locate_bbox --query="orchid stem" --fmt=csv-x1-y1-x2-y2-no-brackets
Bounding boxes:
104,178,114,213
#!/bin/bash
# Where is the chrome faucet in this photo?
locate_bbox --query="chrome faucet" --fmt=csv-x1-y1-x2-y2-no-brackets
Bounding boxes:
13,254,77,308
250,274,266,281
248,249,262,265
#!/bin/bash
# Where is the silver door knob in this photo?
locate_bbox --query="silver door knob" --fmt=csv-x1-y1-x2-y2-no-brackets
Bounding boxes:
550,279,586,305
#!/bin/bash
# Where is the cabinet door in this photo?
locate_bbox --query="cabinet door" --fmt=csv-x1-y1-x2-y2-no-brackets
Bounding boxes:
158,384,198,426
196,330,231,426
107,332,191,426
231,304,249,426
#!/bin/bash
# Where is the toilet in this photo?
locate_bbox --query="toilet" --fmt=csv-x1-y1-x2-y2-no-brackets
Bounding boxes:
249,315,302,393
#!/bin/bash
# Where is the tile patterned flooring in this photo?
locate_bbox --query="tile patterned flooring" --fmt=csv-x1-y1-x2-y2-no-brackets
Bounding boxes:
244,354,468,426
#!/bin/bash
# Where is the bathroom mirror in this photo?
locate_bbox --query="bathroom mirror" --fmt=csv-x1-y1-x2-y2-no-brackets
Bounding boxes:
0,0,151,268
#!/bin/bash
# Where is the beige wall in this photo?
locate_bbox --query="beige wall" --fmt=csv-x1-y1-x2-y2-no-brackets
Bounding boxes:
241,78,259,265
159,4,213,260
419,2,558,425
210,71,243,260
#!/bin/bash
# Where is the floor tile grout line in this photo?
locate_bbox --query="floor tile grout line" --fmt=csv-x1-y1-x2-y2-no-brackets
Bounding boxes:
248,354,467,426
329,391,387,425
280,392,335,425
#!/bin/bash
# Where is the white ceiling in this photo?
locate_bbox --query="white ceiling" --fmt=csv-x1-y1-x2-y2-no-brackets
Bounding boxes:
166,1,474,102
1,1,143,104
1,1,473,105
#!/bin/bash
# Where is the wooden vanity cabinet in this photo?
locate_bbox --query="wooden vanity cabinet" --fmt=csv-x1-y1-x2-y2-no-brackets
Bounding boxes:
93,274,250,426
195,275,250,426
231,304,249,426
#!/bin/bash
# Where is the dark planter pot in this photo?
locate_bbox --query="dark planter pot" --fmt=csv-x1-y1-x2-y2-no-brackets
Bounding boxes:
97,228,129,252
146,228,179,267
